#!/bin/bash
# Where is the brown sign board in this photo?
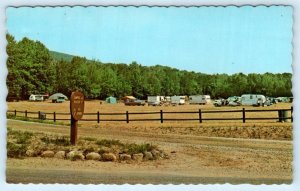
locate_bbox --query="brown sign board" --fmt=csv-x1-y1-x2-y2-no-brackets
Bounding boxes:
70,91,85,120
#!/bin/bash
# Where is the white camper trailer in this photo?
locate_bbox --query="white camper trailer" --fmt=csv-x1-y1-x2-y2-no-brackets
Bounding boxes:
189,95,211,105
29,94,44,101
147,96,162,106
171,96,186,105
241,94,266,106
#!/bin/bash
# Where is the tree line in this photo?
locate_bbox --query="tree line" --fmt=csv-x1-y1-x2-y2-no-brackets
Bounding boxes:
6,34,292,101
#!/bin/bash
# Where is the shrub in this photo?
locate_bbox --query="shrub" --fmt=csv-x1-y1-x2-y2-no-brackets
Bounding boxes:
96,139,124,147
7,141,27,158
41,136,70,146
7,128,33,144
15,131,33,144
124,143,157,155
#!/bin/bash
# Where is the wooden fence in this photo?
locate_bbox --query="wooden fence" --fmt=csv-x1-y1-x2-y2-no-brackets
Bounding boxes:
7,107,293,124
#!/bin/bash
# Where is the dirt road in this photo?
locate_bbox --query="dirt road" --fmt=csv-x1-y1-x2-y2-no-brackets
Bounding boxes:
6,120,292,184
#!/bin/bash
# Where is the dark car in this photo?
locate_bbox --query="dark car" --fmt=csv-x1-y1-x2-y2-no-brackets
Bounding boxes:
124,99,145,106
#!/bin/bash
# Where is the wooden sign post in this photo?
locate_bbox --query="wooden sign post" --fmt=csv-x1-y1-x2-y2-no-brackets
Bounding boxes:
70,91,85,145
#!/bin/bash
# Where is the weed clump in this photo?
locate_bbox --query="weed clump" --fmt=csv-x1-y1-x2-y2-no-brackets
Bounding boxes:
7,128,34,158
124,143,157,155
40,136,70,146
96,139,124,147
7,142,28,158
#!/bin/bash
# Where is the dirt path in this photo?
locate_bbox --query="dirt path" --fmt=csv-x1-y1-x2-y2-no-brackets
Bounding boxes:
6,120,293,184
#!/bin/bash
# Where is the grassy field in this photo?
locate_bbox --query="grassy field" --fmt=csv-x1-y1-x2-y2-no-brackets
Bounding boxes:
6,100,293,184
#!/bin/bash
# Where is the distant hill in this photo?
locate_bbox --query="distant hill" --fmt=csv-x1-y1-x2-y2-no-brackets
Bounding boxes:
50,51,75,62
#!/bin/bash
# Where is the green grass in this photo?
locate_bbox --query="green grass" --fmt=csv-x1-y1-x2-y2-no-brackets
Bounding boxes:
7,113,67,126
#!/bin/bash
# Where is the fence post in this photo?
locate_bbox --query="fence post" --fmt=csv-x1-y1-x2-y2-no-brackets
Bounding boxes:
291,106,293,122
126,111,129,123
242,108,246,123
97,111,100,123
199,109,202,123
54,112,56,122
160,110,163,123
38,111,40,119
14,109,16,116
25,110,27,118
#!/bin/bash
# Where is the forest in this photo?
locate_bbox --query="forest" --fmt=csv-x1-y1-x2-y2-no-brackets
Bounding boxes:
6,34,292,101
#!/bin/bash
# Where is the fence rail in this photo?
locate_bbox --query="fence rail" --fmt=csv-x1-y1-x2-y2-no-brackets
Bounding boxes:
7,107,293,124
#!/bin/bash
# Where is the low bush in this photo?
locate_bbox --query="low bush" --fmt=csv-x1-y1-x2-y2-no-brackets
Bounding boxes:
124,143,157,154
41,136,70,146
7,141,27,158
96,139,124,147
7,128,33,144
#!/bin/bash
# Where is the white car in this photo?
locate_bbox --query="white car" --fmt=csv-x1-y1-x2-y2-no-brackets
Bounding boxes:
228,101,240,106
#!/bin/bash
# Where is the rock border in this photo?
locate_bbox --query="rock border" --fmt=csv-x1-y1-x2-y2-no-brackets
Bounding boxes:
31,149,169,162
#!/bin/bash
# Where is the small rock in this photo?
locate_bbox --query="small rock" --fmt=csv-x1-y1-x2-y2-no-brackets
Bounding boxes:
132,153,143,162
151,149,161,159
119,154,131,161
86,152,101,161
102,153,117,161
171,151,176,154
66,151,75,159
41,150,54,158
159,151,169,159
143,151,153,160
67,151,85,161
54,151,65,159
26,149,36,157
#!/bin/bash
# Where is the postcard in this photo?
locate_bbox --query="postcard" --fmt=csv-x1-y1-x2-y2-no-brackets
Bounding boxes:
4,5,293,185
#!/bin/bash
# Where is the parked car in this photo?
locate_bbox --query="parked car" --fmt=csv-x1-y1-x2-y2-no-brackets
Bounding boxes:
53,96,66,103
228,101,241,106
124,99,145,106
213,99,227,107
263,99,273,106
29,94,44,101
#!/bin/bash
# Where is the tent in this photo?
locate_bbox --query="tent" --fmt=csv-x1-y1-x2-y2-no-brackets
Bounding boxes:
49,93,68,100
106,96,117,104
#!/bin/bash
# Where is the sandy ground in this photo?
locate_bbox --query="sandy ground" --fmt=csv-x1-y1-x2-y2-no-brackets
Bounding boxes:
6,119,293,184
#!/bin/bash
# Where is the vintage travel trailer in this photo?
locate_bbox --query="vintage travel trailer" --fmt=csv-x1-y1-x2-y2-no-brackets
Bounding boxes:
189,95,211,105
171,96,186,105
241,94,266,106
147,96,162,106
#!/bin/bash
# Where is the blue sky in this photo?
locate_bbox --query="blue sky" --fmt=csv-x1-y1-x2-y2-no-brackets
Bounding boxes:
6,6,293,74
